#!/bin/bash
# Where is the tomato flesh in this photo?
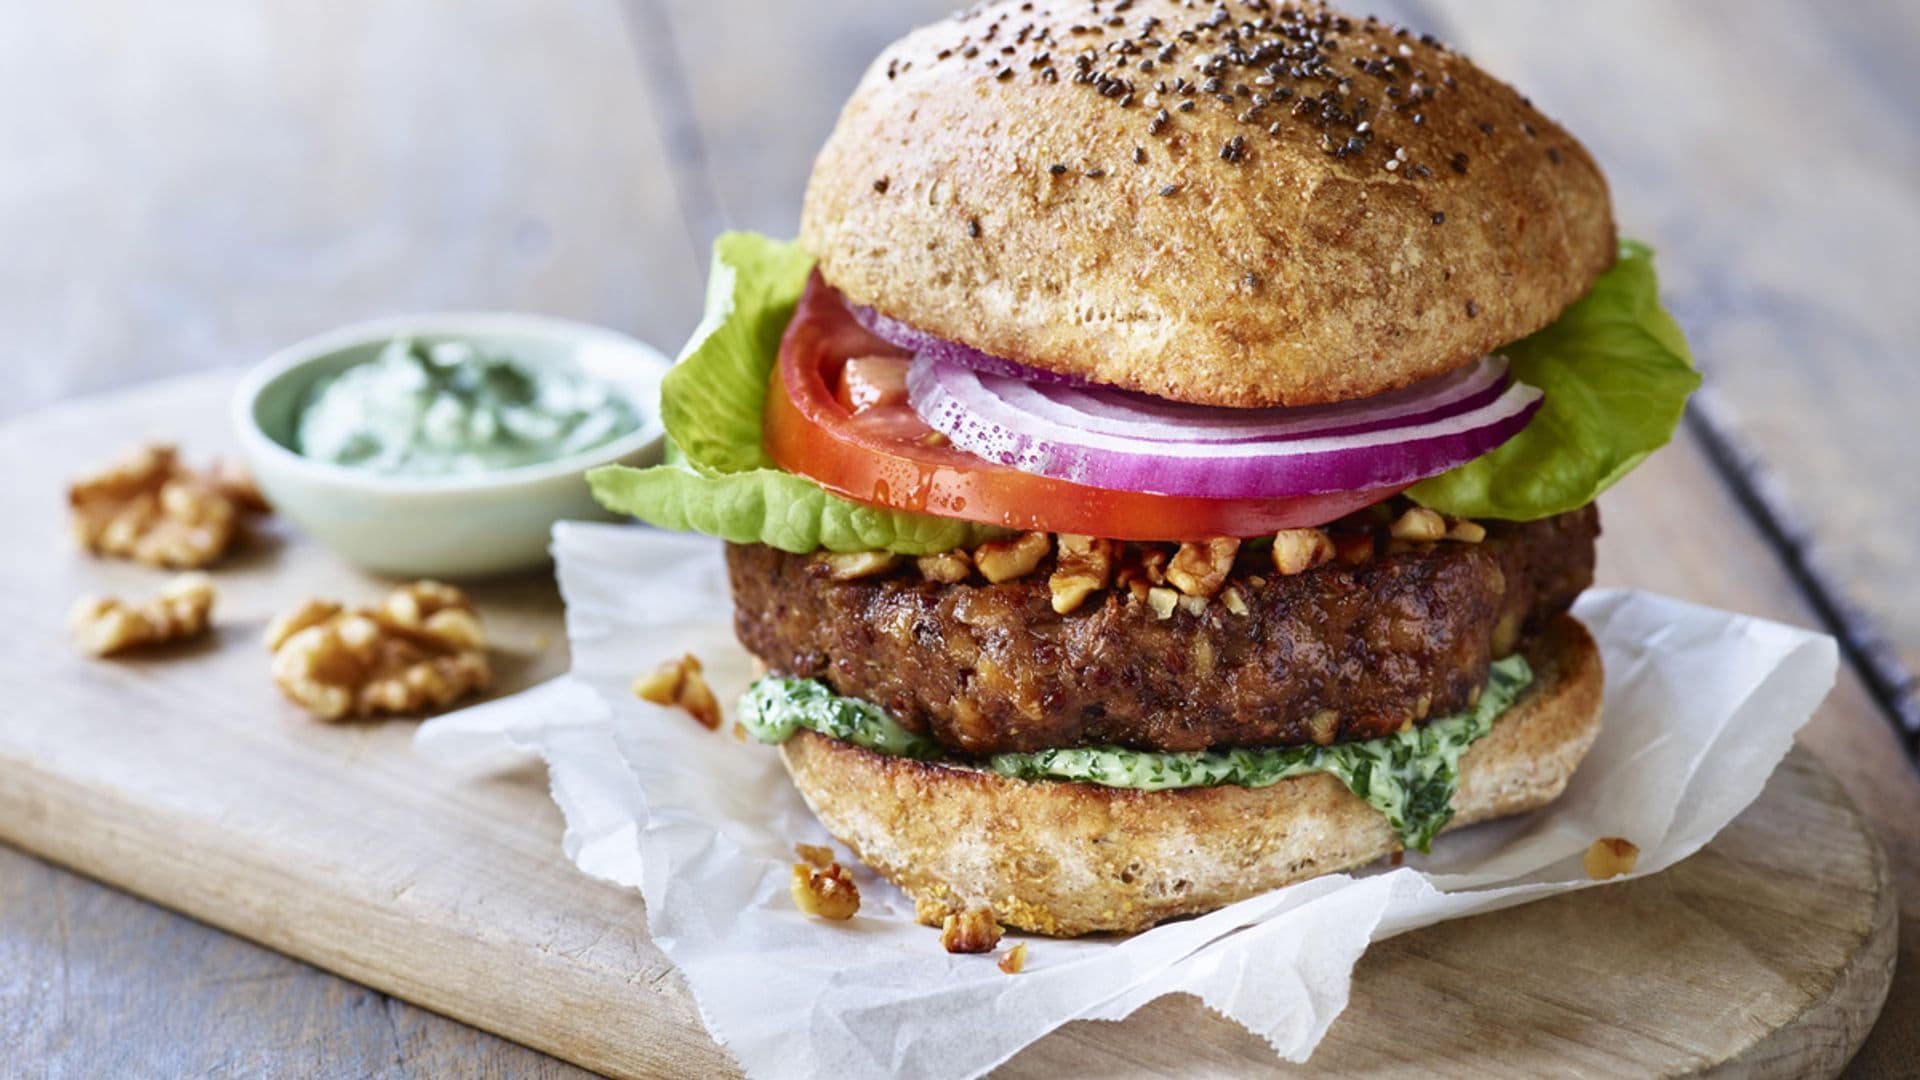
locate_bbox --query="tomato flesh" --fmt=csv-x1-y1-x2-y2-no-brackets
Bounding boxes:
766,273,1402,541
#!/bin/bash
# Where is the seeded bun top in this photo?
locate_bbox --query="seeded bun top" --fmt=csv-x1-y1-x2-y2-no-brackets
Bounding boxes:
800,0,1615,408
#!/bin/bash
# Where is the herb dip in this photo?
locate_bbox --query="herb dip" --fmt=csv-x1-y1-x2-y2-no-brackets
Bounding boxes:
296,337,641,476
739,655,1533,852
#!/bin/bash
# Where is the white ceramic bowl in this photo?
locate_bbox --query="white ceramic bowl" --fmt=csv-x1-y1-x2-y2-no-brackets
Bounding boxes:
233,312,669,579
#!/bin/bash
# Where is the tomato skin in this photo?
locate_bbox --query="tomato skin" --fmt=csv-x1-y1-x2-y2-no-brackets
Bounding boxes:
766,274,1402,541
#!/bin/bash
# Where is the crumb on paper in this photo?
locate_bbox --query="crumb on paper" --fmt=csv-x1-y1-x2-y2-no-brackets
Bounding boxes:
266,581,490,722
1583,836,1640,880
68,443,270,569
633,652,721,729
794,843,835,869
68,573,215,657
997,943,1027,975
791,861,861,920
940,908,1002,954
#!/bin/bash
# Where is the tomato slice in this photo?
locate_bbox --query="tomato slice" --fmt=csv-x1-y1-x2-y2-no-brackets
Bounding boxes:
766,273,1402,540
835,356,910,414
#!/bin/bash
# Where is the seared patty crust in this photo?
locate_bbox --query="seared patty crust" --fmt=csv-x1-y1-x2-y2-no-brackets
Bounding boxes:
727,507,1597,756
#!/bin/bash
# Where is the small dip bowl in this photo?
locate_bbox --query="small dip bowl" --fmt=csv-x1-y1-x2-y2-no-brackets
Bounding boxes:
233,312,670,579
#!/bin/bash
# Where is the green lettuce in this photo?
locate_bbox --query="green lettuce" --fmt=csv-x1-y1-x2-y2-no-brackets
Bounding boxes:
1408,240,1700,519
588,232,1005,554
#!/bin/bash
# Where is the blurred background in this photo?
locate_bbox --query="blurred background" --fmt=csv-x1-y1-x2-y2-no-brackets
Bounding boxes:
3,0,1918,1069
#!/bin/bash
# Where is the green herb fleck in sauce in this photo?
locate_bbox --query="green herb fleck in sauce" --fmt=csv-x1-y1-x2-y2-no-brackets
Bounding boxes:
296,337,640,476
739,656,1533,853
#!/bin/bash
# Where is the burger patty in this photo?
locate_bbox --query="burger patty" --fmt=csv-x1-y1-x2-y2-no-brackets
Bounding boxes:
727,507,1598,756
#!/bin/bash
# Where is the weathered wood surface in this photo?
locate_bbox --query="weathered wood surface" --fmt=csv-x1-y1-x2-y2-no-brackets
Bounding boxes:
0,373,1901,1079
2,0,1917,1075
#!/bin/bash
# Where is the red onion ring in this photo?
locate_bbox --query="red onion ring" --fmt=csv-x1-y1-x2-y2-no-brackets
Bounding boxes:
906,354,1544,499
847,304,1096,386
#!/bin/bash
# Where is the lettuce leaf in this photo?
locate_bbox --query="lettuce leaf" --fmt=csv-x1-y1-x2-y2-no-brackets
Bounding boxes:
588,232,1005,554
1408,240,1700,520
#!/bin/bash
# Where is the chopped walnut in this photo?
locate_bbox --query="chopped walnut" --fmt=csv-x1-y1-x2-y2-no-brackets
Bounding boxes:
266,582,491,722
1220,585,1250,617
1166,538,1239,597
1445,519,1488,544
1583,837,1640,880
1048,534,1117,614
68,443,268,569
815,550,902,581
940,907,1003,954
998,943,1028,975
1115,546,1170,596
1271,528,1335,576
1146,586,1179,620
69,573,215,657
916,550,973,584
633,653,722,730
974,531,1049,583
794,843,835,869
1388,507,1447,542
791,861,861,920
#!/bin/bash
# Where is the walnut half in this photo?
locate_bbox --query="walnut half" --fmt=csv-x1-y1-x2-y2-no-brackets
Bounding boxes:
69,573,215,657
791,861,861,920
266,582,491,722
69,443,268,569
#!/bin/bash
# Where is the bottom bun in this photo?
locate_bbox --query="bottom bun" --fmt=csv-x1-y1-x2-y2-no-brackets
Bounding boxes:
779,615,1604,937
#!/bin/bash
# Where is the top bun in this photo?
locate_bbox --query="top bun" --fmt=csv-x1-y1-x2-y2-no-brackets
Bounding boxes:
801,0,1615,408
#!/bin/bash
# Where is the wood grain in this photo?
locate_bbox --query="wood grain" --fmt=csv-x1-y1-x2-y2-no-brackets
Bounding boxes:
0,372,1901,1078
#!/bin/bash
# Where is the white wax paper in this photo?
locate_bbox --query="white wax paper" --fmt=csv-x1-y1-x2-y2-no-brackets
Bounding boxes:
416,523,1839,1079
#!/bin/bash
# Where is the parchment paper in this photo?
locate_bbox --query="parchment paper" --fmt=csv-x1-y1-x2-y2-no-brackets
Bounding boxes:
416,523,1838,1079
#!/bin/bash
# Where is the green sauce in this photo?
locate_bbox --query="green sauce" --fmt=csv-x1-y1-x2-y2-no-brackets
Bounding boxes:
296,337,641,476
738,656,1533,853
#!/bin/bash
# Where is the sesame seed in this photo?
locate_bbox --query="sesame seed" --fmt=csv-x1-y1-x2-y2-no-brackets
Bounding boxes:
872,177,890,194
1133,145,1147,164
967,218,982,238
1159,183,1180,196
1465,300,1479,318
1048,163,1068,175
1431,211,1445,224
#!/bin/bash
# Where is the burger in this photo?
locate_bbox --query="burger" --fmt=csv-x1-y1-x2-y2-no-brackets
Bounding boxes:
591,0,1699,936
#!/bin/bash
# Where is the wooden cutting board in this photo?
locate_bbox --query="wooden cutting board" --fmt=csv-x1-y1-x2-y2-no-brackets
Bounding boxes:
0,372,1895,1078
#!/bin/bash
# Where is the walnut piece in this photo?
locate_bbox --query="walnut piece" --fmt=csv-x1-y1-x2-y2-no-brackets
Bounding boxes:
1271,528,1335,576
1445,519,1488,544
940,907,1003,954
916,550,973,584
1388,507,1447,542
998,943,1028,975
973,531,1050,583
69,443,269,569
633,652,722,729
69,573,215,657
791,861,861,920
1583,837,1640,880
815,550,902,581
266,581,491,722
1167,538,1239,597
1146,585,1179,620
1048,534,1117,614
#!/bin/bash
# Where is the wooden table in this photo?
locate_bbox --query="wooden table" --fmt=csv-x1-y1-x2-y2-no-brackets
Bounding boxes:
3,1,1915,1074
